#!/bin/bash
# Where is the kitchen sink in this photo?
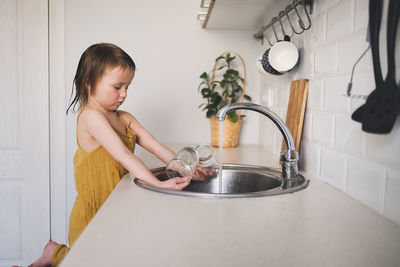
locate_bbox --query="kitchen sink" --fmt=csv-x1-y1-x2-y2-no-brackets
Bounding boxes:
134,164,309,198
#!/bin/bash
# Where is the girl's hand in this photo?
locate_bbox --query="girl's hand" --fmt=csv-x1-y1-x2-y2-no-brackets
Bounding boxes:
193,166,217,181
160,177,190,191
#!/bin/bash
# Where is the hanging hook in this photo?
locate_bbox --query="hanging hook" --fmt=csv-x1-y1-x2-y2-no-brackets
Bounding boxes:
266,17,280,46
278,11,294,38
285,5,304,34
272,18,280,42
277,12,287,39
293,0,312,30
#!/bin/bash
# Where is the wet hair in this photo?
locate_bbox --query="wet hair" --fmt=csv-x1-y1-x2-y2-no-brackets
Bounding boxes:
66,43,136,114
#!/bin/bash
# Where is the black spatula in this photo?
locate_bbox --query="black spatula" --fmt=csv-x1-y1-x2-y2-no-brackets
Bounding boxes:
351,0,399,134
351,0,383,123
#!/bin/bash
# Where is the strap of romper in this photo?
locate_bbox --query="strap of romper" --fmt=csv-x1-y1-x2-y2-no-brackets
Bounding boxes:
116,111,133,135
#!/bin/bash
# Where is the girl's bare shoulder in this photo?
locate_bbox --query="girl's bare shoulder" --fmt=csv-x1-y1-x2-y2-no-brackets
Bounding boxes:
79,108,106,122
77,108,110,131
118,110,138,124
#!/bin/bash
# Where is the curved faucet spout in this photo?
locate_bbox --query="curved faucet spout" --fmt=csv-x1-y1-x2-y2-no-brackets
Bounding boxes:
217,103,295,154
216,103,299,181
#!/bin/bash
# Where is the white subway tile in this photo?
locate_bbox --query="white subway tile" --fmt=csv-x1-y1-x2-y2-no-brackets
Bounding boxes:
276,84,290,109
312,112,335,147
347,157,385,212
302,112,312,140
384,168,400,225
349,72,375,112
365,118,400,172
320,147,347,190
261,88,276,107
315,42,338,76
306,11,326,48
316,0,342,13
326,0,354,41
295,50,314,78
307,79,324,111
338,30,372,75
354,0,369,30
324,76,351,113
335,114,366,156
299,139,321,176
260,120,276,153
274,132,284,154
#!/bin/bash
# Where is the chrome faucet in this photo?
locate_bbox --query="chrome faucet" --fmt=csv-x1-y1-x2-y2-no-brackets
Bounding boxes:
216,103,299,181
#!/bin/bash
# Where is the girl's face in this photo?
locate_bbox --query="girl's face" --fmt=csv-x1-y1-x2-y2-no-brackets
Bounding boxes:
89,66,135,112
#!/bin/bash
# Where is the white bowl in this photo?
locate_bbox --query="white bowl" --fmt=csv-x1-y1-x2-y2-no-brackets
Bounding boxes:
269,41,299,72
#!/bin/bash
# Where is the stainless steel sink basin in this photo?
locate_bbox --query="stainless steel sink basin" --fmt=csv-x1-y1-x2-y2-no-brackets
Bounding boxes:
134,164,309,198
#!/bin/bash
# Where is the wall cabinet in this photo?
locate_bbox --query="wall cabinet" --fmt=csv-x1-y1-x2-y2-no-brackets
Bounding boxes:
199,0,290,31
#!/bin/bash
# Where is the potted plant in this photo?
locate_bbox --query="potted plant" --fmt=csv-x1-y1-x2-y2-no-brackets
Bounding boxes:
198,52,251,147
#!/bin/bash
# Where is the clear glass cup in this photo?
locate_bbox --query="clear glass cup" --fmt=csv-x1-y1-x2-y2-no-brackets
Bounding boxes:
175,147,199,170
166,144,219,180
166,147,199,180
195,144,218,168
166,158,194,180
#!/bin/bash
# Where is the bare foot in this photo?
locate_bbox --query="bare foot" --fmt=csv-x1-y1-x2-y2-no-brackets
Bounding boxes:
13,241,58,267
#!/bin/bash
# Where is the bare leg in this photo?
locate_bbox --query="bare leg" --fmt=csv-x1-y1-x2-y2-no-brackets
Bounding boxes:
13,241,58,267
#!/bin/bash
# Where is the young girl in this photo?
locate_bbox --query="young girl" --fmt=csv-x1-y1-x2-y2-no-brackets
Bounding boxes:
21,43,212,267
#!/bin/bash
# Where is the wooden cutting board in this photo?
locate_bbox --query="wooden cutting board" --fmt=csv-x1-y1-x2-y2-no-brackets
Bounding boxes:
281,79,309,153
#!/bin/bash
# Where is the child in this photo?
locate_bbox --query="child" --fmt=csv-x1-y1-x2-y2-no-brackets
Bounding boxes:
20,43,212,267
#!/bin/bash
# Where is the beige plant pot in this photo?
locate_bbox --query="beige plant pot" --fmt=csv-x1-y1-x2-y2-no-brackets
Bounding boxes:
210,115,242,148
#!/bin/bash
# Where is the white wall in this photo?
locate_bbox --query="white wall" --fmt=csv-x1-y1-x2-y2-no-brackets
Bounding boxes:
257,0,400,224
65,0,261,227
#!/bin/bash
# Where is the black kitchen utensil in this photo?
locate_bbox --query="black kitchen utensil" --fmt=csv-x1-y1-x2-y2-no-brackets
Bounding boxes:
351,0,400,134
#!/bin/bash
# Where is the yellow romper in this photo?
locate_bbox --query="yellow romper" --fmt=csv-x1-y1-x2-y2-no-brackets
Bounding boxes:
52,111,136,265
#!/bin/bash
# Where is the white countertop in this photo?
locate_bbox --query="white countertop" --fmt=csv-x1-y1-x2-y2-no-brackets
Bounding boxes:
59,145,400,267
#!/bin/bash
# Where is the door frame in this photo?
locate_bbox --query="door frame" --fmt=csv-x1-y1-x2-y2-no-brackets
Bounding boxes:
49,0,68,244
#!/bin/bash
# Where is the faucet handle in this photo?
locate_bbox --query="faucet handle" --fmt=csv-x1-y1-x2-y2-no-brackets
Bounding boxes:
280,149,299,181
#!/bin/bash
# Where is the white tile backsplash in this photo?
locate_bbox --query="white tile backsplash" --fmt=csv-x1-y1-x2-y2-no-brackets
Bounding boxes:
354,0,369,30
258,0,400,224
306,12,326,47
349,71,376,112
307,79,324,111
302,112,312,140
365,119,400,171
326,0,354,41
314,42,338,76
312,112,335,147
347,157,385,212
321,148,347,190
334,114,366,156
338,30,371,75
299,139,321,176
323,76,351,113
384,168,400,225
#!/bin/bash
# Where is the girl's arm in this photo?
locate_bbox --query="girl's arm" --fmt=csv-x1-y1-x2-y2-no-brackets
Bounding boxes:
120,111,175,164
82,109,189,190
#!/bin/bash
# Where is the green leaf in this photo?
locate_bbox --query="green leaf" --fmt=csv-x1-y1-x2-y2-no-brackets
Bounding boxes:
227,111,238,122
217,65,227,70
220,80,226,88
206,108,216,118
200,72,208,79
244,95,252,101
215,95,222,105
226,56,236,64
201,88,211,97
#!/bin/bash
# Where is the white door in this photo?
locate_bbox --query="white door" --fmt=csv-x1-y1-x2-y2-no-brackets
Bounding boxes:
0,0,50,266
